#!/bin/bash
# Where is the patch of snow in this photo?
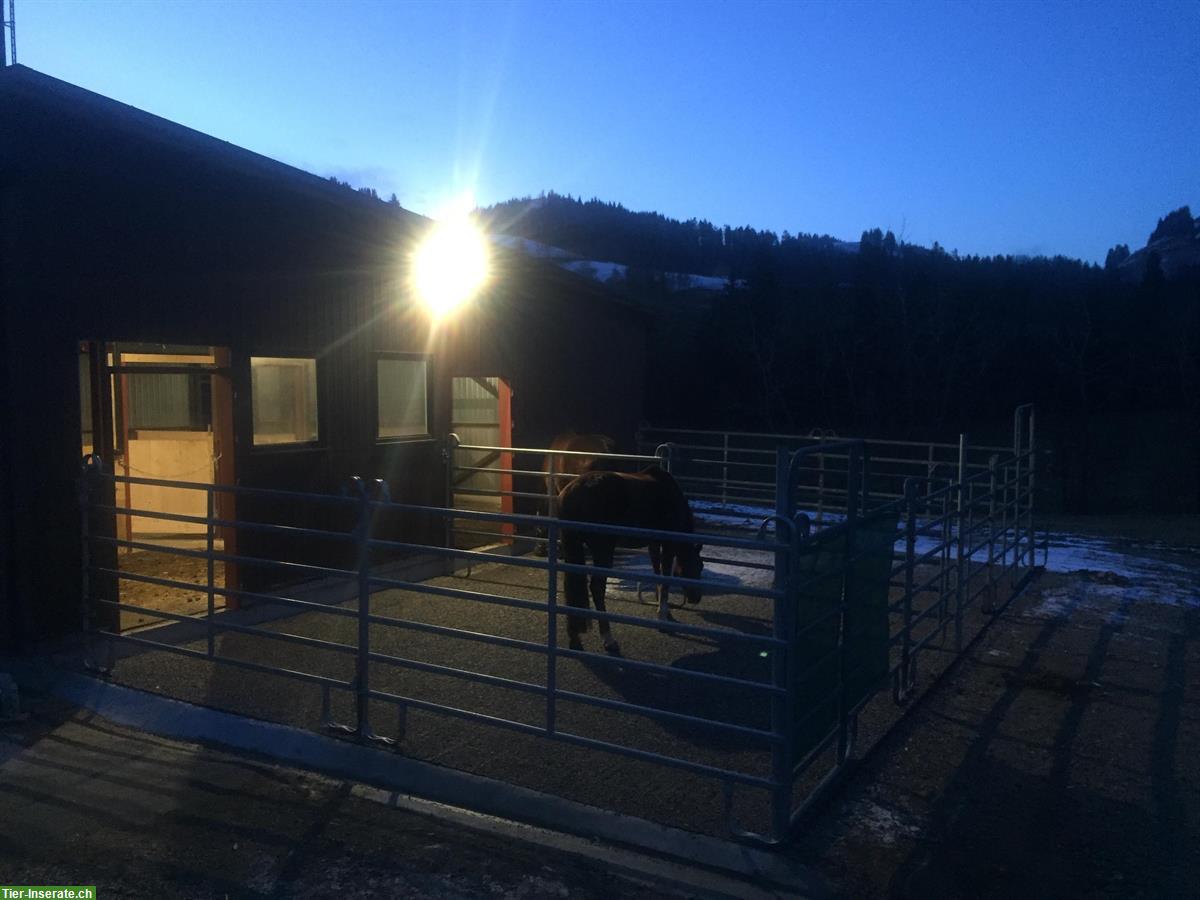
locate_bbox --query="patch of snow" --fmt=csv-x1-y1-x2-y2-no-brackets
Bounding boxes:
1028,588,1086,620
693,500,850,532
696,510,774,530
1041,532,1200,608
488,234,572,259
663,271,731,292
559,259,627,282
849,798,922,845
489,236,740,294
603,540,778,597
1028,576,1196,622
695,501,780,518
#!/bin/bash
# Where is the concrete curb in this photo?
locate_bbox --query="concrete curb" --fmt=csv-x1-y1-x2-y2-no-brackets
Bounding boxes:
6,660,825,898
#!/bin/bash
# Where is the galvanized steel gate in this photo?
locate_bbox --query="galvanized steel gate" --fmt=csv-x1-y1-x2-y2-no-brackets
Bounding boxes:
78,405,1042,844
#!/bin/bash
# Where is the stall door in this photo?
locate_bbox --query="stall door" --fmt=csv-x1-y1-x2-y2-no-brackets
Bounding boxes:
450,377,513,547
82,342,237,630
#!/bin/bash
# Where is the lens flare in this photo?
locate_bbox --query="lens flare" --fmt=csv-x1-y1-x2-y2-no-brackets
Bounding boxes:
411,206,490,319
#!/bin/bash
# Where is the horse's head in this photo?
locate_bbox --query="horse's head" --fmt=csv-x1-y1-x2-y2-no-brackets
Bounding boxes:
675,543,704,604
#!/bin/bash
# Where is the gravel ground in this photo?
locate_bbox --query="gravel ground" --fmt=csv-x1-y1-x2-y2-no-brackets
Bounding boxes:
792,564,1200,898
7,516,1197,897
11,559,1196,899
116,544,227,631
90,536,1015,839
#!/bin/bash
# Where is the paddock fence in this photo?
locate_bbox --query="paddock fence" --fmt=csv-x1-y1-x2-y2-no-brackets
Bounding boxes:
75,405,1043,846
639,405,1040,549
443,435,671,551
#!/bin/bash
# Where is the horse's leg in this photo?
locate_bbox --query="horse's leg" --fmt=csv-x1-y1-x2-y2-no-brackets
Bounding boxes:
650,541,674,625
533,474,552,556
590,539,621,655
534,516,548,556
563,531,589,650
661,545,679,624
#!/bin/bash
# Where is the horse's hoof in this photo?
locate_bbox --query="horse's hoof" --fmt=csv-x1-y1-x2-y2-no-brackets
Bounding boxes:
533,543,548,557
604,640,622,656
568,637,584,651
658,609,676,622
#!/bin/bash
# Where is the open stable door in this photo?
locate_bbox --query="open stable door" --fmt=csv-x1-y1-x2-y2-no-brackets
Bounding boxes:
450,377,514,546
80,342,237,630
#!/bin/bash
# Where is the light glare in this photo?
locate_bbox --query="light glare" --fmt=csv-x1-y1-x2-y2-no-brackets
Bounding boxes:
412,213,490,319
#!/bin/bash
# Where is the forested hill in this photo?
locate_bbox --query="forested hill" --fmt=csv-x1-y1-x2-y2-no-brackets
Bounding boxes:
482,192,1199,514
482,191,1199,287
481,192,856,280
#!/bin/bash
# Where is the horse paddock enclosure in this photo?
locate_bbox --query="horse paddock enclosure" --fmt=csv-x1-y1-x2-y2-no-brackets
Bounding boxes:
75,406,1044,846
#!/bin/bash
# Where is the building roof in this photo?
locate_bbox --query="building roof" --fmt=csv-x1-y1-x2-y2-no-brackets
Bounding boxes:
0,64,641,316
0,64,424,225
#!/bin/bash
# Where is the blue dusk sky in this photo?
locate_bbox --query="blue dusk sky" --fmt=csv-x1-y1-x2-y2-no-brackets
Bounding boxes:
16,0,1200,263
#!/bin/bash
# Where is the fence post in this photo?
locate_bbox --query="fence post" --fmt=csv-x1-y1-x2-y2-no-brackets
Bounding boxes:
769,514,799,842
443,433,459,574
861,444,872,512
815,451,825,527
545,520,559,736
1012,410,1023,569
986,455,999,613
655,442,674,474
774,446,790,586
837,443,861,763
79,455,113,673
955,434,968,651
351,477,374,739
926,443,935,503
900,479,917,701
998,460,1010,577
846,442,862,522
939,480,951,629
546,452,559,523
1028,407,1038,567
721,432,729,509
78,457,94,637
206,486,216,659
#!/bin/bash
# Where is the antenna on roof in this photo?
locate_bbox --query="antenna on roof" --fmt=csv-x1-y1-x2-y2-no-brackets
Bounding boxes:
1,0,14,66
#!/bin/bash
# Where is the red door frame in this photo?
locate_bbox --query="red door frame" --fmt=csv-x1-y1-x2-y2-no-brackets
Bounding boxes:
497,378,514,539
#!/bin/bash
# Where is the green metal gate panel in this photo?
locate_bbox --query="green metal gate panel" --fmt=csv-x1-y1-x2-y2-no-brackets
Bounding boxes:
791,511,899,762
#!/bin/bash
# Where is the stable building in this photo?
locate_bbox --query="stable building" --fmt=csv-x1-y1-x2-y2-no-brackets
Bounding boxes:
0,65,648,648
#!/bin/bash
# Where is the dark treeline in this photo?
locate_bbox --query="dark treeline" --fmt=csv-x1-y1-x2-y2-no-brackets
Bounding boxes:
485,194,1200,512
483,191,849,277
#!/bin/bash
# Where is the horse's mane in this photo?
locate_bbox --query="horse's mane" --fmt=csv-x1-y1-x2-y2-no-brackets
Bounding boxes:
550,432,615,453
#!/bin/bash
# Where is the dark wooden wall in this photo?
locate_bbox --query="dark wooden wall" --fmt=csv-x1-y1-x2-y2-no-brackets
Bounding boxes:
0,67,648,646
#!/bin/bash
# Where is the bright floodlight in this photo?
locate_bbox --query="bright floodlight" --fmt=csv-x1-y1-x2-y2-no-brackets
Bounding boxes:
411,212,490,319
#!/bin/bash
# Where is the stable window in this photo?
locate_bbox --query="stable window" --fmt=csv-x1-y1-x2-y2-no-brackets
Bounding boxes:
251,357,318,446
377,356,428,439
126,373,211,431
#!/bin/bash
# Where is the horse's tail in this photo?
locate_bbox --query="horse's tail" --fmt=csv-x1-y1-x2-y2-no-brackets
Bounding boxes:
562,529,590,637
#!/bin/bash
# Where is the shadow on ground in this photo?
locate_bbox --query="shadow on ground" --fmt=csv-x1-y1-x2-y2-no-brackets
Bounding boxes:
793,569,1200,898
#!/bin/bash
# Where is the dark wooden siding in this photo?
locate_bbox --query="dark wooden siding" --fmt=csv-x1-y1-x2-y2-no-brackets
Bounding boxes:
0,66,647,645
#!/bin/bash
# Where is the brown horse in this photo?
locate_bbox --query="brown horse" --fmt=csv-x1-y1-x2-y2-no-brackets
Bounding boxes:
543,432,616,500
534,432,615,555
558,466,703,654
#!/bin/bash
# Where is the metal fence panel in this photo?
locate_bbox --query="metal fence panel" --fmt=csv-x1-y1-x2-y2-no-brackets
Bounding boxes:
75,405,1045,847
